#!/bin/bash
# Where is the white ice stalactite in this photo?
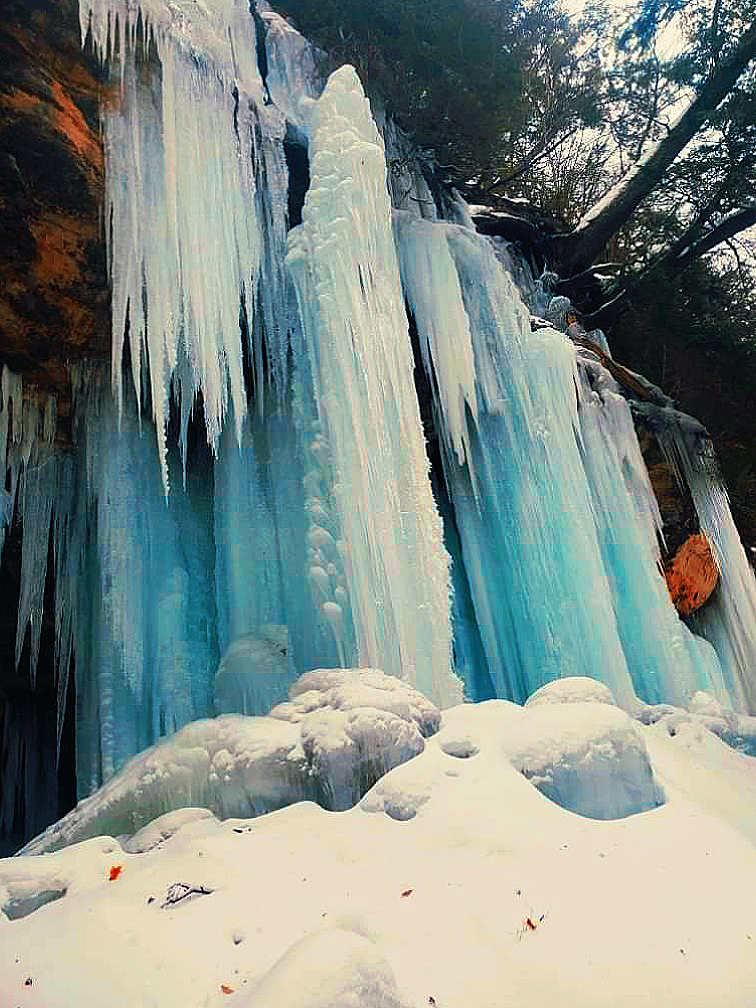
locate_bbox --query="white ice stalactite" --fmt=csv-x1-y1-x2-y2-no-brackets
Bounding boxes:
286,66,462,708
395,217,479,468
80,0,299,486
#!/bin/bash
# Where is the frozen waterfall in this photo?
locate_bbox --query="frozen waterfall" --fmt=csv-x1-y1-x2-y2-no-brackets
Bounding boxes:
2,0,756,842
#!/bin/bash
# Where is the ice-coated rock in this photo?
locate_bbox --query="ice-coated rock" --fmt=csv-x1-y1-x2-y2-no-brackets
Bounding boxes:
20,716,311,855
20,669,437,854
507,702,664,819
215,628,295,716
524,676,618,709
297,707,425,811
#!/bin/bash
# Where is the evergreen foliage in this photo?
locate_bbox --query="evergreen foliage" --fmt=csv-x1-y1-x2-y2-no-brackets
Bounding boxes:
276,0,601,182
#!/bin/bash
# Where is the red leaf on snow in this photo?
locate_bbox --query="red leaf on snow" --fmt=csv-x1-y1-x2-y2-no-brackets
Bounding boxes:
109,865,123,881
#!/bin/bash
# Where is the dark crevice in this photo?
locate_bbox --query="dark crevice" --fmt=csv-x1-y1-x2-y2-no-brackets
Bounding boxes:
404,305,494,700
284,137,310,229
249,1,271,105
232,85,240,140
0,502,77,853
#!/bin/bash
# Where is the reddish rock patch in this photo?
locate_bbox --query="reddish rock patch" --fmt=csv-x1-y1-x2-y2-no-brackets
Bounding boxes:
663,533,719,616
0,19,110,414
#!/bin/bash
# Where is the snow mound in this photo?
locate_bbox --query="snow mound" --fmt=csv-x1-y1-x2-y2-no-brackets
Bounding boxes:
244,928,408,1008
363,698,661,822
507,702,664,819
0,836,121,920
525,676,618,708
665,694,756,757
21,670,436,854
121,809,220,854
688,690,724,718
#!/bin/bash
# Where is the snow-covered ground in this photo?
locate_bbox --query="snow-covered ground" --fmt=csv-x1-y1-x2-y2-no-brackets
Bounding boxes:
2,673,756,1008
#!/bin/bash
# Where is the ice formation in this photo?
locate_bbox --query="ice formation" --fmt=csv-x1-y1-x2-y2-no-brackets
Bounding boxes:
3,0,756,845
286,67,460,707
20,670,439,854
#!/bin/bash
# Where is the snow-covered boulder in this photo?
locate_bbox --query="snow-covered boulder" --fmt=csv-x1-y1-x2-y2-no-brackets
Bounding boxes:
20,669,438,854
524,676,618,708
507,702,664,819
295,707,425,811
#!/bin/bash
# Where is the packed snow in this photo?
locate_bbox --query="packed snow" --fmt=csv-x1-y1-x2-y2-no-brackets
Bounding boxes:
4,676,756,1007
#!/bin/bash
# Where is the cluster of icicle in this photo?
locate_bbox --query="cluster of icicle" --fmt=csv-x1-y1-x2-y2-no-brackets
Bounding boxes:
4,0,756,826
81,0,316,486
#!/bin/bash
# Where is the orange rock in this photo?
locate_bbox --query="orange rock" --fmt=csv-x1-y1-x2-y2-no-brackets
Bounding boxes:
663,533,719,616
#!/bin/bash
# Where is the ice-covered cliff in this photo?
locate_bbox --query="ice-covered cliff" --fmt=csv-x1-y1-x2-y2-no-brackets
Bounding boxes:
2,0,756,848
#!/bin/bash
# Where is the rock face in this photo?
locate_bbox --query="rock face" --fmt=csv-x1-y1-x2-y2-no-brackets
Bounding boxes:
0,2,108,420
663,533,720,616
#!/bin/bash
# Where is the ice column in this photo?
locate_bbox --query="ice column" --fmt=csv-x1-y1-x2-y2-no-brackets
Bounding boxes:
574,358,728,706
286,67,462,708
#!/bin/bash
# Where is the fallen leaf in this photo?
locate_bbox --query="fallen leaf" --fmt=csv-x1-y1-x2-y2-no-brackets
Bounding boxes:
109,866,123,881
401,889,413,897
221,984,235,994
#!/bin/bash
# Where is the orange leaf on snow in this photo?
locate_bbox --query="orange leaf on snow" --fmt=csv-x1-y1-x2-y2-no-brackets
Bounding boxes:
221,985,235,994
109,865,123,881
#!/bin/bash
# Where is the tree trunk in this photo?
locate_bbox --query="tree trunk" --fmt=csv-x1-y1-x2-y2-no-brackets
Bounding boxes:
552,17,756,276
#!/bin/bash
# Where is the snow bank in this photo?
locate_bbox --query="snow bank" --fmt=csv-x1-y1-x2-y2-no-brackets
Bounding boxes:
4,687,756,1008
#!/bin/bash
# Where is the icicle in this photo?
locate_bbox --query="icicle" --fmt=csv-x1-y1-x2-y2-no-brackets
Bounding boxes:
395,215,478,467
15,462,54,686
286,66,462,708
82,0,274,486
